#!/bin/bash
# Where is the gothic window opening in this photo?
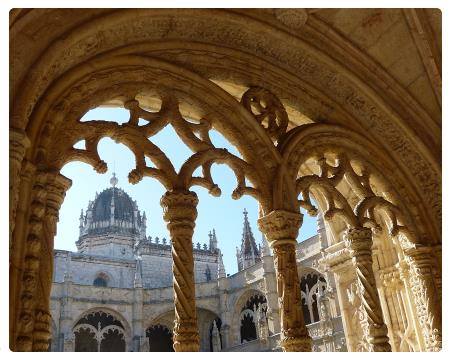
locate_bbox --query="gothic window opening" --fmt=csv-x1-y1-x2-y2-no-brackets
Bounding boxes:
73,311,126,352
239,294,267,343
205,266,212,282
300,273,327,325
240,311,256,343
93,273,109,287
146,324,174,352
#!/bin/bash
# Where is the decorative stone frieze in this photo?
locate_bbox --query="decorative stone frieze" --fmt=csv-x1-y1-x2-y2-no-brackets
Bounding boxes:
161,190,200,352
345,227,391,352
258,210,312,352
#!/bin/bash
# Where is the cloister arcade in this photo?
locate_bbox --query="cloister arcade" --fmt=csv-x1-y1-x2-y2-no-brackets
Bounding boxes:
10,9,441,352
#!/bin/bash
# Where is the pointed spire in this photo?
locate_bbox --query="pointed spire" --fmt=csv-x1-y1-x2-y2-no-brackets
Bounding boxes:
110,172,118,187
79,209,84,235
261,233,271,257
218,250,226,279
209,228,218,251
110,186,115,224
238,208,260,270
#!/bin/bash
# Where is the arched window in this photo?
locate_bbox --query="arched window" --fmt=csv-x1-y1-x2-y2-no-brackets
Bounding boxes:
205,266,212,282
93,272,109,287
300,273,327,325
239,294,267,343
74,310,126,352
146,324,174,352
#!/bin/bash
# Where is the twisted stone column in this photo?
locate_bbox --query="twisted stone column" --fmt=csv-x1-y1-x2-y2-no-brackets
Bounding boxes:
345,227,391,351
161,190,200,352
404,246,441,351
258,210,312,352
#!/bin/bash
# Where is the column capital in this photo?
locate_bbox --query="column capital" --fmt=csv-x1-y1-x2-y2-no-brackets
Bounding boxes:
258,210,302,247
160,190,198,224
344,227,373,256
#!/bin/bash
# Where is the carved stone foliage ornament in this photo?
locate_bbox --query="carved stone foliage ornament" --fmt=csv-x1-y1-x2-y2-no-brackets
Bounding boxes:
241,87,289,143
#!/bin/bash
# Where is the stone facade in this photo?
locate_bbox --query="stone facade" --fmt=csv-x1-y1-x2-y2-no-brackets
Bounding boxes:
49,180,345,352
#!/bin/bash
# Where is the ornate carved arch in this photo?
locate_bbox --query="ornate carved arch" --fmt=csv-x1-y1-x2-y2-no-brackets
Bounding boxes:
278,123,438,244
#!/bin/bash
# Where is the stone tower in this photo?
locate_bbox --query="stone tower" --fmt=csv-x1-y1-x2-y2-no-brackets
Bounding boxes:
76,173,147,258
236,209,261,271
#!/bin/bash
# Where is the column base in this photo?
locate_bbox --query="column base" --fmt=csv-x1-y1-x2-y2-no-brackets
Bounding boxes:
368,324,392,352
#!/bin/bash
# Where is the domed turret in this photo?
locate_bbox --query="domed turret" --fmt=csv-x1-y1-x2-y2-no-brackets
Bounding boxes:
77,173,147,257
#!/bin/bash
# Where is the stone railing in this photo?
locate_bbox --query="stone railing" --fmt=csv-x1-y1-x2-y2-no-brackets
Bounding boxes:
224,333,281,352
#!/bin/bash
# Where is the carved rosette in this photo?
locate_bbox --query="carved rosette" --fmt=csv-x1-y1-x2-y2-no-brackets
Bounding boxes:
258,210,312,352
345,227,391,352
404,246,442,351
160,190,200,352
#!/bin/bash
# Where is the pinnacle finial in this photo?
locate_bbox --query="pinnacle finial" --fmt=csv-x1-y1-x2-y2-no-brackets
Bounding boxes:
110,172,118,187
243,208,248,218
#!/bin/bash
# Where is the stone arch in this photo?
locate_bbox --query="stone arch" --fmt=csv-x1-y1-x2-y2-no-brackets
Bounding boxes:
145,307,221,352
92,271,112,287
10,9,441,352
145,324,174,352
277,123,441,350
71,307,132,351
299,270,327,325
230,289,267,346
278,123,437,244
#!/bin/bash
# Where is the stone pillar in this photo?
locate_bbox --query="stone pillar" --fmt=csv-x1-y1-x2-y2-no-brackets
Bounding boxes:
397,259,425,351
34,173,71,351
344,227,391,351
220,324,230,349
161,190,200,352
14,171,49,351
10,160,36,349
132,285,144,351
258,210,312,352
404,246,441,351
60,255,74,352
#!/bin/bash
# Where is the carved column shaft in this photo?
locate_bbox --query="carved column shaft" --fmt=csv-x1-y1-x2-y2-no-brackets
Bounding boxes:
404,247,442,351
258,210,312,352
10,129,31,248
161,190,200,352
345,227,391,352
15,171,48,351
33,173,71,351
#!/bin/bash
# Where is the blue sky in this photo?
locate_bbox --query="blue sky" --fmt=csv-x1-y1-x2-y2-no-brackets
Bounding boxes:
55,107,318,275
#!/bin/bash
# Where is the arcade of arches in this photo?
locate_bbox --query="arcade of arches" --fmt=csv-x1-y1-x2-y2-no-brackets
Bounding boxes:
10,8,441,352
